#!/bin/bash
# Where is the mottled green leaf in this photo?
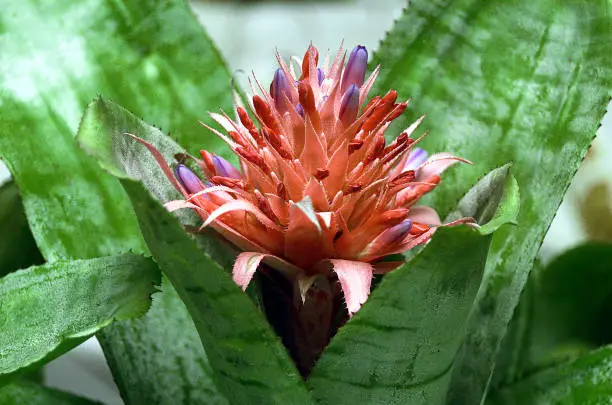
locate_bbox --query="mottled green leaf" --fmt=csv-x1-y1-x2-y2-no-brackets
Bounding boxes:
0,253,159,384
0,181,43,277
120,180,313,404
308,166,519,405
446,164,519,236
78,97,181,187
0,381,101,405
489,345,612,405
494,242,612,387
371,0,612,402
0,0,237,402
98,278,228,405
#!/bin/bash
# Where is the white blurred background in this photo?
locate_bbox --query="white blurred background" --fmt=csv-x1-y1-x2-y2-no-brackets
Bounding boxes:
1,0,610,403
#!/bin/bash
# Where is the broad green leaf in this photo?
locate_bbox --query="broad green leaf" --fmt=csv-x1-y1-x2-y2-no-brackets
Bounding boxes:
0,181,43,277
0,0,236,402
0,253,159,384
494,242,612,387
308,165,519,405
371,0,612,402
0,381,102,405
489,345,612,405
98,278,229,405
120,180,313,404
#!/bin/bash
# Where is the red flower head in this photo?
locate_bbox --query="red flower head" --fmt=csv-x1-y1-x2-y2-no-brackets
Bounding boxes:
139,44,470,316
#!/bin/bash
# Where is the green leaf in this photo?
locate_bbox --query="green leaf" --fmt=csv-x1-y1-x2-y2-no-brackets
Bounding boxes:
78,97,184,192
308,166,519,405
445,164,520,236
0,381,102,405
0,253,159,383
120,180,314,404
494,242,612,386
371,0,612,402
0,0,237,402
0,181,44,277
98,278,229,405
528,243,612,363
489,345,612,405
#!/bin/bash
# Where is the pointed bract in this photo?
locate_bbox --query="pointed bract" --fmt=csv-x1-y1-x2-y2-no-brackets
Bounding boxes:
233,252,267,290
328,259,373,316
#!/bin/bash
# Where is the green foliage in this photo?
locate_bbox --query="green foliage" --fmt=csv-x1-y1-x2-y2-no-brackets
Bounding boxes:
0,254,159,383
98,279,229,405
0,0,237,403
528,243,612,360
308,165,519,404
490,345,612,404
445,164,519,236
494,242,612,388
371,0,612,402
0,381,102,405
0,181,43,277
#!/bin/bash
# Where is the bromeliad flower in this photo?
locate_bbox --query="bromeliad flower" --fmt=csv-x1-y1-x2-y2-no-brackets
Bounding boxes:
134,44,469,317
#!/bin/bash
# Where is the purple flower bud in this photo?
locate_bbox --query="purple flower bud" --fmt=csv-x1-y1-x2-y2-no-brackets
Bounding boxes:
339,84,360,126
174,164,204,194
377,220,413,247
295,103,304,117
212,155,242,179
317,68,325,85
270,68,291,112
341,45,368,93
404,148,428,171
